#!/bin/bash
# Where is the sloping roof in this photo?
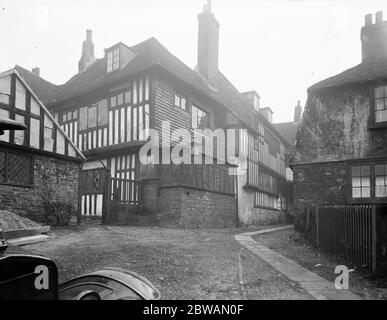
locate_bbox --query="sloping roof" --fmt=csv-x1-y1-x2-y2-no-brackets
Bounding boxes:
14,65,59,105
309,58,387,92
273,121,299,150
8,68,85,160
47,37,289,146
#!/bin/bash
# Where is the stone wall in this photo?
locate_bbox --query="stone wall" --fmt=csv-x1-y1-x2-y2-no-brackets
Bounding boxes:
158,186,237,228
292,161,348,230
0,152,80,225
292,85,387,165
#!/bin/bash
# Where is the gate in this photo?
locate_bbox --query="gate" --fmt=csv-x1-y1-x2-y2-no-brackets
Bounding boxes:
78,166,141,225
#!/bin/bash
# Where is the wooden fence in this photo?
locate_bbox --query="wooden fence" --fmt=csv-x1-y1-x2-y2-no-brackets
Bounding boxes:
305,205,375,274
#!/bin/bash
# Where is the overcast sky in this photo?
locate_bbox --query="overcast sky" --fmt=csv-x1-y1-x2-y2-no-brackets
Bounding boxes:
1,0,387,123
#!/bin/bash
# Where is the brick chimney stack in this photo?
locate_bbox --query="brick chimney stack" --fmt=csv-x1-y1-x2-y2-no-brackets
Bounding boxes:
294,100,302,123
197,0,220,81
78,29,96,73
31,67,40,77
361,11,387,62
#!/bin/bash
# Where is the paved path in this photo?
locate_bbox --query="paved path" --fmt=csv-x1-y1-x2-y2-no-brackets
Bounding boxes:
235,226,361,300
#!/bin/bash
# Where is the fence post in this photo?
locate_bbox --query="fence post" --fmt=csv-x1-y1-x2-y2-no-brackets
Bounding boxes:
316,207,319,248
77,171,83,226
103,169,111,225
372,205,377,275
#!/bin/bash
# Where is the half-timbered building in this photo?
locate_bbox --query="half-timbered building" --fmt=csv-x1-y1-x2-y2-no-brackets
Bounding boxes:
0,67,84,224
16,2,289,227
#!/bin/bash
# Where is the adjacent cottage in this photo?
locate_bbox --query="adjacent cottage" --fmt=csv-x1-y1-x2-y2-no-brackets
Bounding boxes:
291,11,387,229
0,67,84,224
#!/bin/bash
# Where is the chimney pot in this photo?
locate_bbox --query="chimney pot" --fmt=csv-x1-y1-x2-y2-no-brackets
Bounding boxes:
365,14,372,26
197,1,219,81
361,10,387,62
86,29,93,41
32,67,40,76
376,11,383,24
294,101,302,123
78,29,96,73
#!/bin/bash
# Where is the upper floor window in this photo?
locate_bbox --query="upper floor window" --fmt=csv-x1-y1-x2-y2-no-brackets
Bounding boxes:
174,93,187,110
374,85,387,123
107,48,120,72
192,105,209,129
79,99,108,132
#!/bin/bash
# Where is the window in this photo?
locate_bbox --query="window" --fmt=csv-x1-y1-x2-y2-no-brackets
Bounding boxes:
254,136,260,151
174,93,187,110
254,191,280,210
88,104,97,128
351,165,370,198
0,75,11,105
97,99,108,126
375,164,387,197
192,105,209,129
265,129,280,157
107,48,119,72
0,150,33,186
15,78,26,111
374,86,387,123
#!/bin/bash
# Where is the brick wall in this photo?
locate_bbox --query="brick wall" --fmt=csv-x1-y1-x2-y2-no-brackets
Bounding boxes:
0,152,80,225
158,187,237,228
292,161,348,229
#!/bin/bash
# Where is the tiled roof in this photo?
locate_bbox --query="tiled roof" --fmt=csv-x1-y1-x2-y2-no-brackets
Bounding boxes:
273,121,299,150
14,65,59,105
309,58,387,92
44,37,288,146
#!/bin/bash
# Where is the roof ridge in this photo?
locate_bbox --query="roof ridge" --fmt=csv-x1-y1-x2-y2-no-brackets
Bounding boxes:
15,64,59,87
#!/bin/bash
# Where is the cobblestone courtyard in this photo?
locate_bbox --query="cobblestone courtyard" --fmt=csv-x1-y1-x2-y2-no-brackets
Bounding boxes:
26,225,312,300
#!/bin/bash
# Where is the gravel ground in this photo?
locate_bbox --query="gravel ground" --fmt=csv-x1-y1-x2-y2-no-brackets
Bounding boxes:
25,224,312,300
253,229,387,300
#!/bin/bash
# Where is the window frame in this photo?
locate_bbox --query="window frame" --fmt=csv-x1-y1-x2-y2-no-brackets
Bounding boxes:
253,190,282,211
348,161,387,204
370,84,387,128
191,104,210,130
0,148,34,187
173,92,188,111
107,48,120,73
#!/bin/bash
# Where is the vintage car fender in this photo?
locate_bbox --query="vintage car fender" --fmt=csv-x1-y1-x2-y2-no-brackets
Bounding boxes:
0,241,161,300
58,267,161,300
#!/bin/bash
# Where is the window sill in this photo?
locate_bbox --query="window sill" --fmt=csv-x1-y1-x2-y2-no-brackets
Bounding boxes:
347,197,387,204
253,205,283,212
368,122,387,130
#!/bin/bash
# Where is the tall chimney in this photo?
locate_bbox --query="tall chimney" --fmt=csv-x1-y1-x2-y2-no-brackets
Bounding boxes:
32,67,40,76
361,11,387,62
294,100,302,123
78,29,96,73
197,0,219,81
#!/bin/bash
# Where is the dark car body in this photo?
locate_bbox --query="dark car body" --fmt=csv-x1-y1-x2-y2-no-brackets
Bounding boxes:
0,240,161,300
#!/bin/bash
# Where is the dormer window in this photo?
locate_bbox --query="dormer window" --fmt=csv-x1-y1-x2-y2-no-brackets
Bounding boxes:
107,48,120,72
